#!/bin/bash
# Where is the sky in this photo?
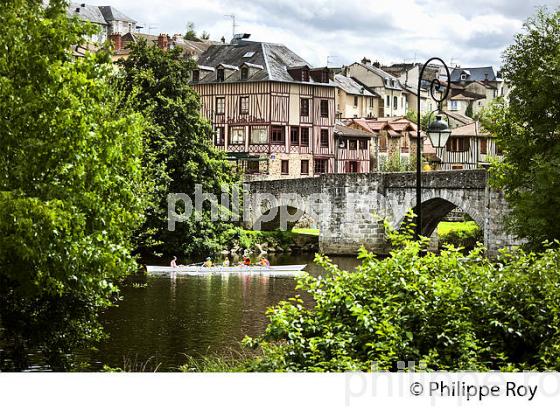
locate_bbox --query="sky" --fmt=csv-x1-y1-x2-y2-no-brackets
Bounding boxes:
106,0,557,69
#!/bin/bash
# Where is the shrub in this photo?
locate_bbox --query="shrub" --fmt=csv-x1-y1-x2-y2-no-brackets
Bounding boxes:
438,221,483,250
243,226,560,371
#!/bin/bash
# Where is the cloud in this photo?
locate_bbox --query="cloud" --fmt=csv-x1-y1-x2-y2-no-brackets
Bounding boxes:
104,0,556,68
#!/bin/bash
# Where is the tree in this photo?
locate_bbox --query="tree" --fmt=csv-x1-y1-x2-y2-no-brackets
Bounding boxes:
465,100,474,118
185,21,200,41
116,41,238,258
0,0,147,370
483,7,560,248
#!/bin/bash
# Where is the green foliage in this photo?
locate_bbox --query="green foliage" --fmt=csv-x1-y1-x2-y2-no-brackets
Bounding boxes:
0,0,146,370
380,152,416,172
243,225,560,371
116,40,239,258
405,111,430,131
438,221,483,250
483,7,560,248
220,228,297,252
185,22,201,41
465,101,474,118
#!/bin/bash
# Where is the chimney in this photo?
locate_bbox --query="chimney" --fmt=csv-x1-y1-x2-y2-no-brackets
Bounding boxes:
220,36,226,44
361,57,371,65
158,33,169,50
109,33,122,51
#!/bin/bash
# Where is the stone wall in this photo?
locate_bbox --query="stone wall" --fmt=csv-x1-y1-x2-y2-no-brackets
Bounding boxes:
246,170,519,257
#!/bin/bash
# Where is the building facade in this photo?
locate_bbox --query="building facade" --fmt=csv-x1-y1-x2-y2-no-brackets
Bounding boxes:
67,3,137,44
333,74,381,119
191,36,337,180
343,60,409,117
437,122,501,170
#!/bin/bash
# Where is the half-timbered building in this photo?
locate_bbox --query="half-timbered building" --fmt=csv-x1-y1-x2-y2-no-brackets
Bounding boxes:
437,122,501,170
190,35,336,180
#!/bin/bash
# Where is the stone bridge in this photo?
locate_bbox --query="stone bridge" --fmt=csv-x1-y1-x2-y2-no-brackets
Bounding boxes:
245,170,519,256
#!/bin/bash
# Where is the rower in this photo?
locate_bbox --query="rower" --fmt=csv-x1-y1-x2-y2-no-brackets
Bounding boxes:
223,257,230,267
259,257,270,267
203,257,213,268
170,256,178,268
243,256,251,266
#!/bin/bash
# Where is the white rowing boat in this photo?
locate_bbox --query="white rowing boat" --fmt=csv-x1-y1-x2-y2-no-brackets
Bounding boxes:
145,264,307,277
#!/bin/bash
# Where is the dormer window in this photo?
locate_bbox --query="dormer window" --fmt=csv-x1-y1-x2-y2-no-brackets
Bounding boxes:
302,69,309,82
321,71,329,83
217,69,225,82
384,78,389,86
192,70,200,82
241,67,249,80
460,74,467,80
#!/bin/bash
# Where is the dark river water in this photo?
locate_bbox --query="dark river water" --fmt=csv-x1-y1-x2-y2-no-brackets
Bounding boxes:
87,253,361,371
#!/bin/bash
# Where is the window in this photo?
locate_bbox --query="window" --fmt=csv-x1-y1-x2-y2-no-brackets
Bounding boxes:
379,133,387,151
452,165,464,170
300,127,309,146
460,74,467,80
401,96,405,108
386,95,390,107
353,96,358,107
217,68,225,82
449,100,459,111
359,140,367,150
290,127,299,146
239,96,249,115
216,97,225,115
314,158,328,174
321,71,329,83
369,97,374,108
250,126,268,144
214,127,225,146
480,138,487,154
401,134,409,153
301,159,309,175
393,96,398,110
320,100,329,118
446,137,470,152
230,127,245,145
241,67,249,80
348,139,357,150
271,126,285,144
320,129,329,148
302,69,309,82
281,160,289,175
346,161,358,173
246,161,260,174
192,70,200,82
300,98,310,116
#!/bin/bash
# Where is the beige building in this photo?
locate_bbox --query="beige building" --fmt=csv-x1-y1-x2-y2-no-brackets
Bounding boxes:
333,74,381,119
344,60,408,117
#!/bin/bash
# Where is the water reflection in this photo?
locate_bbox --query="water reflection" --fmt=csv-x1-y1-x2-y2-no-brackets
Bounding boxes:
91,253,360,371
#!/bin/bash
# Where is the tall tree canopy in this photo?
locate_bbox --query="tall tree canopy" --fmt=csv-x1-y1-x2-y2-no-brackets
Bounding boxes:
116,41,238,257
0,0,147,370
485,7,560,247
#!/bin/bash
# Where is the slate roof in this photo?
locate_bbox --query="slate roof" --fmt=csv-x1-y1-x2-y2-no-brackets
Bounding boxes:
450,66,496,82
334,74,376,96
68,3,107,25
194,40,333,85
98,5,136,23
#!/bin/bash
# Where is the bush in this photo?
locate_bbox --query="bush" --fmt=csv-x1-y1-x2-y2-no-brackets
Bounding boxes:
438,221,483,250
242,226,560,371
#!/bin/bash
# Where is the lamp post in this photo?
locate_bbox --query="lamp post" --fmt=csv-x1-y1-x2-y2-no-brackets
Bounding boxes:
415,58,451,238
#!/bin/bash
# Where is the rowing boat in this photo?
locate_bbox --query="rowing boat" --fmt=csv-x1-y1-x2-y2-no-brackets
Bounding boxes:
145,264,307,277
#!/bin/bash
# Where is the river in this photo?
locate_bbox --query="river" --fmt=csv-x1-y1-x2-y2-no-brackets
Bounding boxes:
87,253,361,371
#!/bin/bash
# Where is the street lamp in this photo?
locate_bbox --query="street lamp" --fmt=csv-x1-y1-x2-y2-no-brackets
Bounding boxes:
427,115,451,149
415,58,451,239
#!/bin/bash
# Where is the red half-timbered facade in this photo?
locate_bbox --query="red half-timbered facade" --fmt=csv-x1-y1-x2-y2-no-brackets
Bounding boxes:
191,36,337,179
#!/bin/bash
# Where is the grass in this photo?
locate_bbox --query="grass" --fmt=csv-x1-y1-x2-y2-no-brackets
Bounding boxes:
437,221,480,237
292,228,320,236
